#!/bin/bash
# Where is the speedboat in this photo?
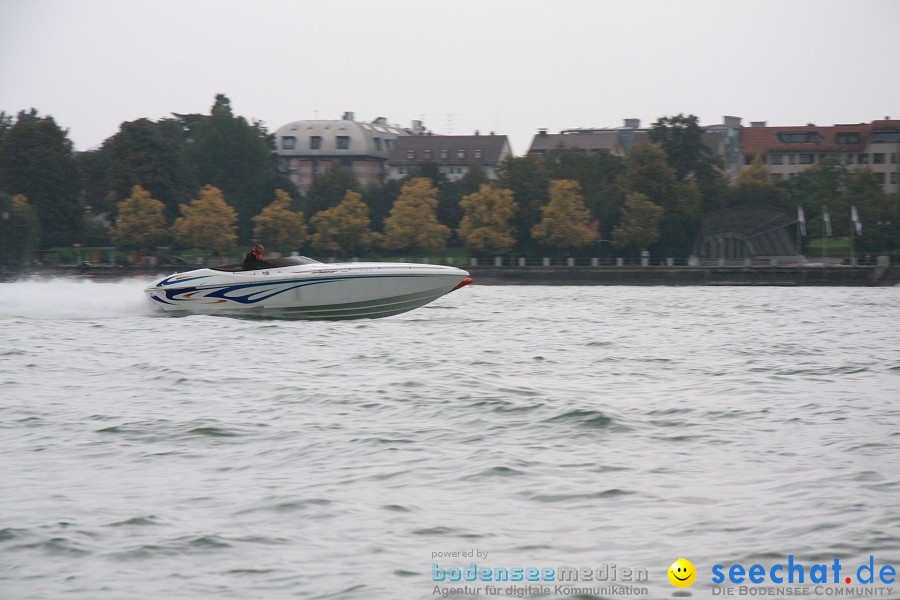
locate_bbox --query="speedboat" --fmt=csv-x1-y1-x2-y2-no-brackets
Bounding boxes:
143,256,473,320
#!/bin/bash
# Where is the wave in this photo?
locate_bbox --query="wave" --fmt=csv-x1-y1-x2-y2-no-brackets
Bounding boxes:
0,277,156,319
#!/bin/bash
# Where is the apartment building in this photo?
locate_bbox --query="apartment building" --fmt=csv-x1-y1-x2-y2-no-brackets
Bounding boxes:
386,133,512,182
527,117,744,180
739,119,900,193
273,112,423,193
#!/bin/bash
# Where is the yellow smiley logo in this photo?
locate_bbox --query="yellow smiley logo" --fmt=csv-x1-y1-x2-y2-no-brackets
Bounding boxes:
668,558,696,588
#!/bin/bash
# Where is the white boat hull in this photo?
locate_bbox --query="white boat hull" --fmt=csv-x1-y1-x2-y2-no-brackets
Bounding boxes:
144,259,472,320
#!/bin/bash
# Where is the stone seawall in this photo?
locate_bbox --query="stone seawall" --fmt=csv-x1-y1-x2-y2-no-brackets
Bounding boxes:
466,265,900,286
5,264,900,287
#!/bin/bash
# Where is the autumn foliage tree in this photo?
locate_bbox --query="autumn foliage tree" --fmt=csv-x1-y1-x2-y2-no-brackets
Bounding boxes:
531,179,595,250
109,185,169,251
383,178,451,252
172,185,237,253
611,191,665,251
457,184,517,253
309,190,381,255
252,188,308,250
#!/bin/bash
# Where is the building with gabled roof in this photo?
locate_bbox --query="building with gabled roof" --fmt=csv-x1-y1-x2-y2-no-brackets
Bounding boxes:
386,133,512,181
528,129,624,157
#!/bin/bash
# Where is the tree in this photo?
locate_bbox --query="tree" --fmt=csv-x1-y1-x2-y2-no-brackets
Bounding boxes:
100,118,196,218
497,153,549,248
172,185,237,253
309,190,381,255
361,179,402,232
611,191,664,251
0,111,82,247
457,184,517,253
544,146,627,242
109,186,169,252
183,94,287,241
252,188,308,250
382,178,451,252
649,113,728,211
731,154,791,210
649,114,720,180
303,164,360,215
0,193,40,267
620,143,701,255
531,179,595,250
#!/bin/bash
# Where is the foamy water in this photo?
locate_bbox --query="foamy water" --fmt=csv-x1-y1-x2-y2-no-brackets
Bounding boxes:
1,281,899,599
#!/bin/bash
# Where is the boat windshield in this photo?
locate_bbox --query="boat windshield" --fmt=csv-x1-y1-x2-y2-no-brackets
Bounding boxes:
211,256,323,272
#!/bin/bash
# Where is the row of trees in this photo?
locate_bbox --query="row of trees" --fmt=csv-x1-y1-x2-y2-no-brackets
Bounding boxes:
1,100,898,268
110,176,598,258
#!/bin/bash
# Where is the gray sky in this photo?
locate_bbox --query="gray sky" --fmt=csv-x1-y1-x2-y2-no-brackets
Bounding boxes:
2,0,898,156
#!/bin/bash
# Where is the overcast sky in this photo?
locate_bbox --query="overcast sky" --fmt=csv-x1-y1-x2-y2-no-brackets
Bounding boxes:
2,0,898,155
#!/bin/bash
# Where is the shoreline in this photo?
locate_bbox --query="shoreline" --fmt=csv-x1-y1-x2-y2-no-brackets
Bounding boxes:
4,264,899,287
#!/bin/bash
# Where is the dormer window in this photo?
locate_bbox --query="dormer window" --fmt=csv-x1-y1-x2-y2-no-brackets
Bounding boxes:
776,132,823,144
281,136,296,150
836,132,861,145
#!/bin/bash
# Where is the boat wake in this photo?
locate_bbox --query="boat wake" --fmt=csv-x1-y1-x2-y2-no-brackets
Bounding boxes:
0,277,157,320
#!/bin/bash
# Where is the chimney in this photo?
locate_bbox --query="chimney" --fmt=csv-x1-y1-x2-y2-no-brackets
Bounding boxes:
538,128,548,136
624,118,641,129
343,111,355,121
475,130,480,136
750,121,767,128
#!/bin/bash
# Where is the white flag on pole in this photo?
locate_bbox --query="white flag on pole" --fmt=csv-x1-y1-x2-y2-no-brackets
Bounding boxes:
797,206,807,236
851,205,862,235
823,207,832,237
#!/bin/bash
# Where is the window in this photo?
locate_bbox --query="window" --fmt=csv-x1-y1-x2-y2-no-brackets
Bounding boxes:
799,154,815,165
406,150,416,160
872,130,900,143
474,149,483,160
281,136,296,150
858,153,869,164
336,136,350,150
423,149,432,160
873,153,886,164
384,139,393,152
836,132,861,145
846,153,855,164
891,153,898,164
310,136,322,150
440,149,448,160
457,150,466,159
776,132,823,144
891,172,898,184
788,154,797,165
373,138,382,151
770,153,784,165
744,155,755,165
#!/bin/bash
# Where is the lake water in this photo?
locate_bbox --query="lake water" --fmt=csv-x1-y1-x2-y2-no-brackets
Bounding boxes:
1,279,899,600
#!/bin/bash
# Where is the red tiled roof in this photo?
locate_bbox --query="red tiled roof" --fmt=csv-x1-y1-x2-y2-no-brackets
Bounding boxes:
740,120,900,156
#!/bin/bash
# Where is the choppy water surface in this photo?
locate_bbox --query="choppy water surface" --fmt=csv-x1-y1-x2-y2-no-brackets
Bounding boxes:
1,279,899,600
